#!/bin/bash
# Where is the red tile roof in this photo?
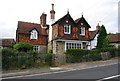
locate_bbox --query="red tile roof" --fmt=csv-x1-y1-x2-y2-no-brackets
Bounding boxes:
0,39,15,47
107,33,120,43
89,30,99,40
17,21,47,35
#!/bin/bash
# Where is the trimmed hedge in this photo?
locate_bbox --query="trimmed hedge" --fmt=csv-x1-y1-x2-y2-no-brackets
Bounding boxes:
2,48,53,70
65,47,119,63
65,49,102,63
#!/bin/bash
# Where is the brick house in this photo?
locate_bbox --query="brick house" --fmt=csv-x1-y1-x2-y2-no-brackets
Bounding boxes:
16,4,99,53
0,39,15,49
16,13,49,53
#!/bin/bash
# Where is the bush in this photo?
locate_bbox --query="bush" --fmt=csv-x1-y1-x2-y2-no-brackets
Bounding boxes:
2,48,53,70
14,42,33,52
48,50,53,54
65,49,102,63
100,47,118,57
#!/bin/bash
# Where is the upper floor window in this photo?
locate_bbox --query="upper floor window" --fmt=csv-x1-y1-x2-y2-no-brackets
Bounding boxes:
64,24,71,34
80,27,85,35
30,29,38,40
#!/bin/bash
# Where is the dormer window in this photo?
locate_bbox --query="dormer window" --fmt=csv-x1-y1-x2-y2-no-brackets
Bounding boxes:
30,29,38,39
80,27,85,35
64,24,71,34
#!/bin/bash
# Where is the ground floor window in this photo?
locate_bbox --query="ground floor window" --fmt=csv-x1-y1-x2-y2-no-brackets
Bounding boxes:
65,42,82,50
33,45,40,52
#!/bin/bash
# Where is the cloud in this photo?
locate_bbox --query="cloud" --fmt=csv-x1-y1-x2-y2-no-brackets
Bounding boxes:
0,0,119,39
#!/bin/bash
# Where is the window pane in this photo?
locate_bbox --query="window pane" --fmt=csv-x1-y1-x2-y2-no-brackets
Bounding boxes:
64,25,70,34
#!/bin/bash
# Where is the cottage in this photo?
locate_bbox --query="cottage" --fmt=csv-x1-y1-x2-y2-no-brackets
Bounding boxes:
16,4,99,54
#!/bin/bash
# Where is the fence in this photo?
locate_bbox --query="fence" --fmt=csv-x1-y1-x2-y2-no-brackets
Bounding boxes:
2,54,52,70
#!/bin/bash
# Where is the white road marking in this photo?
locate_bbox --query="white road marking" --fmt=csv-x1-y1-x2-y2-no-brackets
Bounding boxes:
50,67,62,70
96,74,120,81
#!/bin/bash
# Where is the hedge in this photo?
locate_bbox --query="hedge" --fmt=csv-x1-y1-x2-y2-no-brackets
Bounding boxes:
65,49,102,63
2,48,53,70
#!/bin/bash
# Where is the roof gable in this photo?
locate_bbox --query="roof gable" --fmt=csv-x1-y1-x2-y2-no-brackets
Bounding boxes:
52,13,75,26
75,16,91,28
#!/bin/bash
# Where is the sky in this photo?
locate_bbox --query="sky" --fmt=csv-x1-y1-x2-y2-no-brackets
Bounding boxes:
0,0,119,39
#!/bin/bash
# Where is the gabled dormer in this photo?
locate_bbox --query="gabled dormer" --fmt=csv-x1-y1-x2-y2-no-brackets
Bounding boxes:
29,28,39,40
75,15,91,39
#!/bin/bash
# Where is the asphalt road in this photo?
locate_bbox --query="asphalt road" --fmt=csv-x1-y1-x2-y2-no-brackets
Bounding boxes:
3,63,119,80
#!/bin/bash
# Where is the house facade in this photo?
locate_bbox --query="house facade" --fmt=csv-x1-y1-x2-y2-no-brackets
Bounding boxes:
16,13,49,53
16,4,99,54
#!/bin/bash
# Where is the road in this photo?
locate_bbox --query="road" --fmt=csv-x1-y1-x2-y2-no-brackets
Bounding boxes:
2,63,119,80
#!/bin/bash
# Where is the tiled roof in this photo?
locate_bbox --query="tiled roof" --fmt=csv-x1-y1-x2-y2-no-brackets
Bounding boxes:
17,21,47,35
75,18,81,23
89,30,99,40
107,33,120,43
0,39,15,47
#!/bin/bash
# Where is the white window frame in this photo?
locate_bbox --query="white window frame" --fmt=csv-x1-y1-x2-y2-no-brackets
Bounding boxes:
80,27,85,36
65,42,82,51
64,24,71,34
30,29,38,40
33,45,40,52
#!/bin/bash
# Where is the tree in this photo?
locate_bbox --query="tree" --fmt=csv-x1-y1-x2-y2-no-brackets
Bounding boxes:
97,25,107,49
14,42,33,52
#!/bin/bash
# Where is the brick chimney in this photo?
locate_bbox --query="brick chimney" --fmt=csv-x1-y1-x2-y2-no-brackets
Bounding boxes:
96,23,100,30
40,12,47,27
50,4,55,20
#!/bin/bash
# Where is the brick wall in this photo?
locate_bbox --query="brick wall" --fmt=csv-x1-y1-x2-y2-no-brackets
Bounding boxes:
52,24,58,39
18,34,47,45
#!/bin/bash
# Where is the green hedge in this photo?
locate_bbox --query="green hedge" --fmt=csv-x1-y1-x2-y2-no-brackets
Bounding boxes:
65,47,119,63
65,49,102,63
2,48,53,70
100,47,119,57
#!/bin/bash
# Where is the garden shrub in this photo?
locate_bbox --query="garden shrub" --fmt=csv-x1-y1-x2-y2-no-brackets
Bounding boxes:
14,42,33,52
2,48,53,70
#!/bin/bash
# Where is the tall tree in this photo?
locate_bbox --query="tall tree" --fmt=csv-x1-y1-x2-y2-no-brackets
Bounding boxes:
97,25,107,49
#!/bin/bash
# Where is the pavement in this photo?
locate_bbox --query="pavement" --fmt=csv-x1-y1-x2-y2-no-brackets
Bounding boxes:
2,58,119,78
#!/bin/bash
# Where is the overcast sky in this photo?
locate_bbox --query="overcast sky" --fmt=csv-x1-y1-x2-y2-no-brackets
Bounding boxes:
0,0,119,39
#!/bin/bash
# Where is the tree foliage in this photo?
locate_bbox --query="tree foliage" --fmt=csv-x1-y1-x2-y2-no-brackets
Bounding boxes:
14,42,33,52
97,25,107,49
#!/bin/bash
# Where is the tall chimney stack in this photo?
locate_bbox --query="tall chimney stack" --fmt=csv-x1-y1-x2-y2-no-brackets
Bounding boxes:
40,12,47,27
96,23,100,30
50,4,55,20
